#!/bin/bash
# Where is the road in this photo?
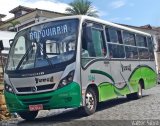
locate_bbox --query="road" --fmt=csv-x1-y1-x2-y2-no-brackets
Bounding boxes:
1,84,160,126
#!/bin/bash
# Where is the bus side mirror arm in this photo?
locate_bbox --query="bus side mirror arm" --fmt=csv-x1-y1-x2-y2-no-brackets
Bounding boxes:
9,39,14,47
0,40,4,51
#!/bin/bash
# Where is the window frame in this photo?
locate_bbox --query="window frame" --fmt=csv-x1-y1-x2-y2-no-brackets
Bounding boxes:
122,31,136,46
108,43,125,59
136,34,148,47
138,47,150,60
81,20,154,63
125,45,138,59
147,36,155,60
106,26,123,44
91,27,106,57
81,20,108,67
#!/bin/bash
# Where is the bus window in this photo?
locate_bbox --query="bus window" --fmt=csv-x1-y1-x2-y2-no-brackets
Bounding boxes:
106,27,123,44
125,46,138,59
123,31,136,46
82,26,106,58
117,30,123,44
14,36,26,55
91,28,106,57
12,36,26,68
138,48,149,59
108,44,125,58
148,37,154,59
106,27,118,43
136,35,147,47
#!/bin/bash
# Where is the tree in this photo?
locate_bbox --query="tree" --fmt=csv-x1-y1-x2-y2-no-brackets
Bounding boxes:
66,0,99,17
8,21,21,32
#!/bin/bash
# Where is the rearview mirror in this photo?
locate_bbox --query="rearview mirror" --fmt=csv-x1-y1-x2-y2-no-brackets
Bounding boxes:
0,40,4,51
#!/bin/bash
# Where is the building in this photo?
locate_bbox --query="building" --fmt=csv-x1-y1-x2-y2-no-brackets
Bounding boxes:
0,5,68,32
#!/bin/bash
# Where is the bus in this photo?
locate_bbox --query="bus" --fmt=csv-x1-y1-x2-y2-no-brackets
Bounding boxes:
3,15,157,120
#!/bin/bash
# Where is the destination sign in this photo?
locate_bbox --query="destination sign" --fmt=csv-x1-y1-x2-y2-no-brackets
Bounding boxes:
29,24,68,40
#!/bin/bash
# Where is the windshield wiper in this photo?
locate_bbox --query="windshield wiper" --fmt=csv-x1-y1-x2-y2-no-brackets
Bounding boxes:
16,44,34,70
16,41,54,70
33,41,54,69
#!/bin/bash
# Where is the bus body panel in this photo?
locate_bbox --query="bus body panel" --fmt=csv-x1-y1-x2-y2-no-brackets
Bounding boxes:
81,59,156,103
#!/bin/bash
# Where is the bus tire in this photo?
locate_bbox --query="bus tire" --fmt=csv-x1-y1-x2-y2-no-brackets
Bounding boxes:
18,111,38,121
83,88,97,116
127,84,142,100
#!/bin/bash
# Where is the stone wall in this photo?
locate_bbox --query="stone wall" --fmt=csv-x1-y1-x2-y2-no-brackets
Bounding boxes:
0,85,10,121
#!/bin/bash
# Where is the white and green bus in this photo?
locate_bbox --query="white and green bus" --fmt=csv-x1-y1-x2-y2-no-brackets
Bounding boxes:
3,15,157,120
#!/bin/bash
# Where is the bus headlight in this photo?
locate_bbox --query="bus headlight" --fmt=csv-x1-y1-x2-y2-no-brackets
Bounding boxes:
58,71,74,88
4,83,14,94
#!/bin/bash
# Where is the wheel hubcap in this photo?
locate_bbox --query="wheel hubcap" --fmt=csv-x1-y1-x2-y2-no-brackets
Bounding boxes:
85,92,94,110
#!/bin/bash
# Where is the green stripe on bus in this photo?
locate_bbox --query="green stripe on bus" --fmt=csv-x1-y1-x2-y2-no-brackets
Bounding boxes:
91,70,115,83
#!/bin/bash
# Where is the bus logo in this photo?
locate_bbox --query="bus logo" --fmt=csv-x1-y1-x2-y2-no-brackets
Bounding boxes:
31,86,37,92
35,76,54,84
121,64,131,72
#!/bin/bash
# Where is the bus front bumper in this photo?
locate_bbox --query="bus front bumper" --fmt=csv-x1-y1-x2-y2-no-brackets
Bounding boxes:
4,82,81,113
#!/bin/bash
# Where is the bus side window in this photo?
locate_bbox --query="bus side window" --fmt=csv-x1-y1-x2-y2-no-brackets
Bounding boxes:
138,48,149,59
82,24,106,58
148,37,154,59
108,44,125,58
81,25,91,57
125,46,138,59
106,27,118,43
123,31,136,46
136,35,147,47
106,27,123,44
91,28,106,57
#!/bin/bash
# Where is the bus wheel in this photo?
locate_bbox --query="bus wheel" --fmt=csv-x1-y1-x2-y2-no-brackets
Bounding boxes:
83,88,97,116
127,84,142,100
18,111,38,121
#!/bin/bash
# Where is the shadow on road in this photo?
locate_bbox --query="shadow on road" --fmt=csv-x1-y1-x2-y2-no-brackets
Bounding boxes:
97,94,149,111
17,95,149,126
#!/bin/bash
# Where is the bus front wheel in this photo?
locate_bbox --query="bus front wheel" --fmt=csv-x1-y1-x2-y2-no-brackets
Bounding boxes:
18,111,38,121
83,88,97,116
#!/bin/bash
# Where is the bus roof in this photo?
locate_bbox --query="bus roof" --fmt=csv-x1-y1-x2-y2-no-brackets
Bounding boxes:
21,15,151,37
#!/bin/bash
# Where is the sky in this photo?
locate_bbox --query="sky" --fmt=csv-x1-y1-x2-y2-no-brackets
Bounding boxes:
0,0,160,26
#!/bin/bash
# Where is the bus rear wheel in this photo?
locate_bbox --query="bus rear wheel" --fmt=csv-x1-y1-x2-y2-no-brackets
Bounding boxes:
83,88,97,116
18,111,38,121
127,84,142,100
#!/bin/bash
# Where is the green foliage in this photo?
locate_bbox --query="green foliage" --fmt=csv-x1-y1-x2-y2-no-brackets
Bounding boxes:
8,21,21,32
66,0,99,17
9,21,21,27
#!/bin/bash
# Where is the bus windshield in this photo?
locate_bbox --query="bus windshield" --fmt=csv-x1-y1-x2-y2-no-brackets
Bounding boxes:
6,19,79,71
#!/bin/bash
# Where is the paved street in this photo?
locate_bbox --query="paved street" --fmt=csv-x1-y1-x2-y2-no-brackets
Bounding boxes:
1,84,160,126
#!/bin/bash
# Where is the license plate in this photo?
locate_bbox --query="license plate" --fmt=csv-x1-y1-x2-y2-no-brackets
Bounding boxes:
29,104,43,111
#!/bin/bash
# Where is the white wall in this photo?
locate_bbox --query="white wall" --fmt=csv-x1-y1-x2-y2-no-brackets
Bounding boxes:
0,31,16,54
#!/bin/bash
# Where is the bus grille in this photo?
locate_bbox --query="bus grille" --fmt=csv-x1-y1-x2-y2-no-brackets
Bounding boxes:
20,96,52,105
16,84,55,92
